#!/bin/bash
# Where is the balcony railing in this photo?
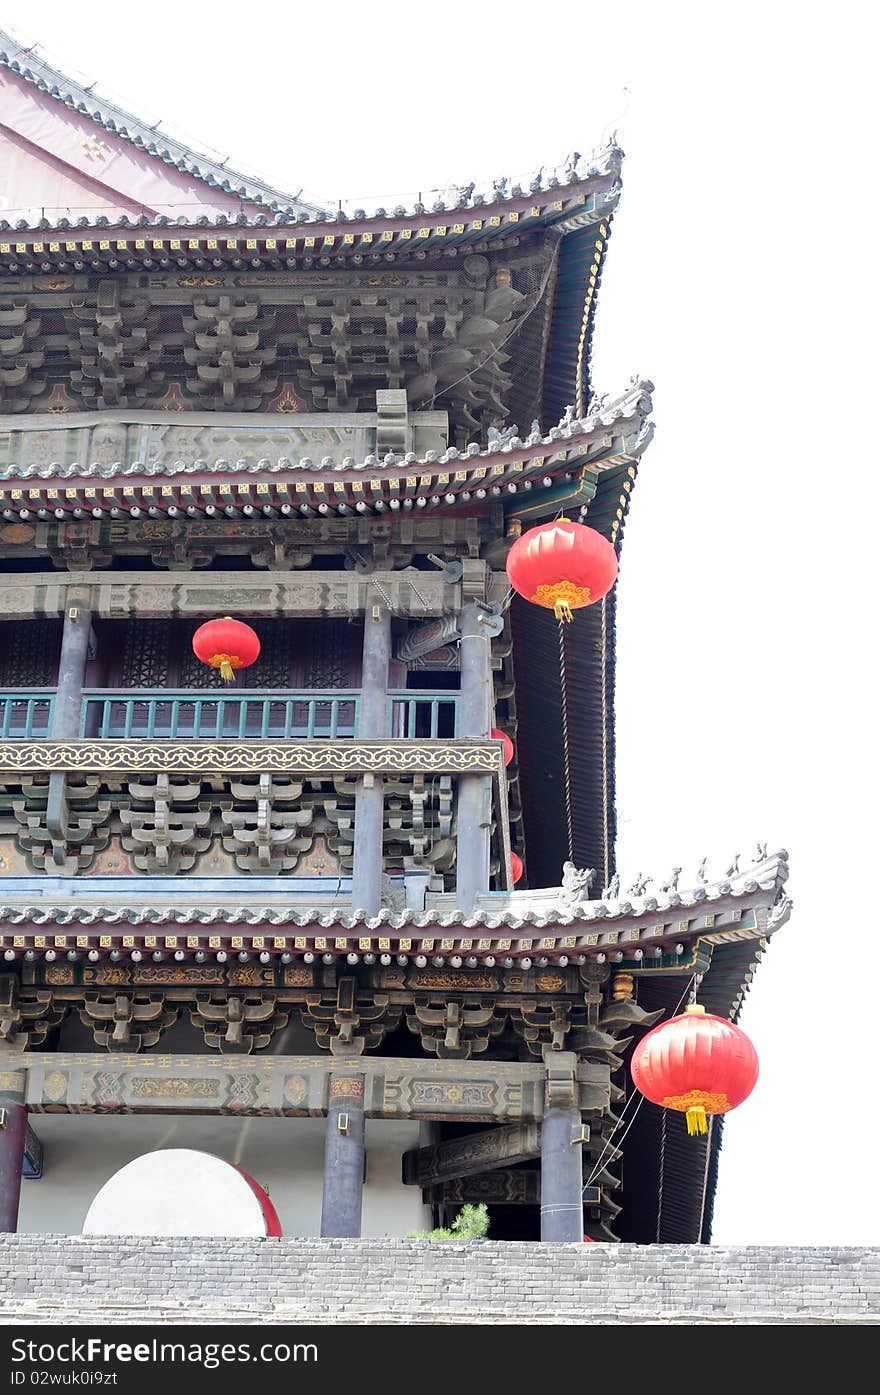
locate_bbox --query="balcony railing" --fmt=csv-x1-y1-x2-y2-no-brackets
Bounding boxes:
0,689,460,740
0,692,55,738
80,690,361,741
388,693,459,739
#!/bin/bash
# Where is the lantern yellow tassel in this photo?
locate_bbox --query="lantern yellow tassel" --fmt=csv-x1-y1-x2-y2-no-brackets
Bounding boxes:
686,1106,708,1136
533,580,592,622
210,654,237,683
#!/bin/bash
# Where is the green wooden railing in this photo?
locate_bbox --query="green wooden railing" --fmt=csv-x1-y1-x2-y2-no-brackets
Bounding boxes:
0,689,460,740
388,692,460,738
80,690,360,740
0,692,55,738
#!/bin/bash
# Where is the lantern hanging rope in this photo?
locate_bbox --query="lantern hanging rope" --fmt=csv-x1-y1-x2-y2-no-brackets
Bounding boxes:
192,617,261,683
630,1004,759,1137
584,974,698,1191
505,518,618,622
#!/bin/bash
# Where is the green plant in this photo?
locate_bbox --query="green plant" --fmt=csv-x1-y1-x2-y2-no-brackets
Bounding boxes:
407,1203,490,1241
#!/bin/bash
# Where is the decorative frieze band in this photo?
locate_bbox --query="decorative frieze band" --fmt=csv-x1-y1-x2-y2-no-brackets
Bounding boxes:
0,738,503,777
0,570,492,620
18,1052,605,1120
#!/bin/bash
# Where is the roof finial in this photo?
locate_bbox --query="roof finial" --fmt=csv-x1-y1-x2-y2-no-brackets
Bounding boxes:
601,83,631,147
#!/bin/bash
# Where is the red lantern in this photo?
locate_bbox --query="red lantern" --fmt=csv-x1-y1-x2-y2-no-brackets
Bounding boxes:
491,728,514,766
192,617,260,683
506,519,618,622
631,1004,759,1136
511,851,524,884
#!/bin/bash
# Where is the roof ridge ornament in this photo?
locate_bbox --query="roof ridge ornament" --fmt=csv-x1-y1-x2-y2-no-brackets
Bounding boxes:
559,861,596,904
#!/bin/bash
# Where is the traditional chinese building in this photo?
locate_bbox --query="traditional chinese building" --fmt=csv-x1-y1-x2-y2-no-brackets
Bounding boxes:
0,34,790,1244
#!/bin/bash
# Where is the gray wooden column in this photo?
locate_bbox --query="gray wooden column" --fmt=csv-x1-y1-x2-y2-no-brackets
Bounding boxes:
0,1098,27,1233
540,1107,584,1242
47,589,93,868
351,605,391,915
456,601,493,913
51,587,92,739
320,1076,366,1238
540,1051,584,1242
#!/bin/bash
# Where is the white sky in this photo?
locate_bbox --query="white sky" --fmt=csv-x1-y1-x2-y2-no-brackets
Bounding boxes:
4,0,878,1245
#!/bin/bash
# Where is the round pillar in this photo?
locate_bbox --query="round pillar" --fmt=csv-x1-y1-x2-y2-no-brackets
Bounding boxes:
320,1076,366,1238
540,1106,584,1243
0,1101,27,1234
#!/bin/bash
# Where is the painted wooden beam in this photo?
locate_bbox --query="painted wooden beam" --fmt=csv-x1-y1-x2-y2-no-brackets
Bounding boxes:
402,1122,545,1185
19,1053,606,1121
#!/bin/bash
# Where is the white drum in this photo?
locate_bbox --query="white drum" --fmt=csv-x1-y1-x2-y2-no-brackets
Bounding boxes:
82,1148,282,1237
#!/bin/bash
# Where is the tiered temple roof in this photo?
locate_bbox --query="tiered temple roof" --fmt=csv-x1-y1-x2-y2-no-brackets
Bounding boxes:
0,34,791,1246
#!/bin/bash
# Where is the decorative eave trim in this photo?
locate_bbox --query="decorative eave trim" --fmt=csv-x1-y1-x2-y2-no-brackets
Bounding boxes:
0,64,621,237
0,382,653,520
0,174,620,262
0,854,790,965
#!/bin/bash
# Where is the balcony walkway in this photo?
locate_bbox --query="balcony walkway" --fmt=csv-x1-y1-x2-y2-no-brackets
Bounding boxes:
0,689,460,741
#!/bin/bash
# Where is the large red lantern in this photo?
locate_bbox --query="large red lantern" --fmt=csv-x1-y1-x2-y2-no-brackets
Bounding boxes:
630,1004,759,1136
506,519,618,622
192,617,260,683
491,728,514,766
511,851,524,884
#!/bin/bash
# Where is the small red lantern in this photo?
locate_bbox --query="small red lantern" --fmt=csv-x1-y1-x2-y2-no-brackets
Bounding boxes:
506,519,618,622
192,617,260,683
511,851,524,884
631,1004,759,1136
491,728,514,766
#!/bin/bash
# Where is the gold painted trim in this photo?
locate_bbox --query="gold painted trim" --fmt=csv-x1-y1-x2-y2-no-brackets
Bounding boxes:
0,739,502,777
505,465,598,522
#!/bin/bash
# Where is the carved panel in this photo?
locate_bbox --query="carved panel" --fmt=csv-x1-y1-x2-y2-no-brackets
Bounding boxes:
425,1170,542,1206
0,617,59,686
121,619,171,689
242,620,293,689
403,1122,541,1184
302,620,352,690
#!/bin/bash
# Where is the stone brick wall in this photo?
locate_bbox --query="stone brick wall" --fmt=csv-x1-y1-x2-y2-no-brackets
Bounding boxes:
0,1237,877,1324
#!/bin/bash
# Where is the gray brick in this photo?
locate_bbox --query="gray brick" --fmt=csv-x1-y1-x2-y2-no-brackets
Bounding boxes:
0,1237,876,1324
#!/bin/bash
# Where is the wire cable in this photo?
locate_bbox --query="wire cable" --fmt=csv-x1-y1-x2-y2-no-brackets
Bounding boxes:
583,972,697,1194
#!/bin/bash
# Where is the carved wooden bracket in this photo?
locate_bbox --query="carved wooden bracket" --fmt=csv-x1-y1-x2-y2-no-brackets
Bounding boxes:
0,975,67,1049
78,992,178,1051
118,773,211,873
221,774,314,873
406,996,506,1059
190,992,290,1054
11,772,111,873
301,976,401,1056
